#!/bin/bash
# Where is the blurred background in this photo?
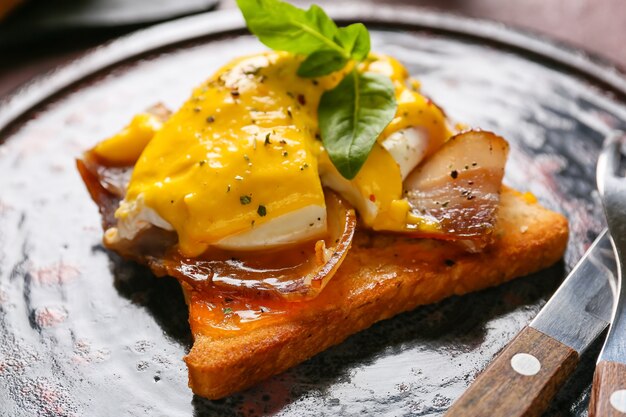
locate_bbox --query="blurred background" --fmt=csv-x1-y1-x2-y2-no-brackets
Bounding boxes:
0,0,624,98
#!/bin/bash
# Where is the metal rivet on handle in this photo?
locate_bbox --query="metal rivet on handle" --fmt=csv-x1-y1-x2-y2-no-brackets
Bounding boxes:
510,353,541,376
610,389,626,413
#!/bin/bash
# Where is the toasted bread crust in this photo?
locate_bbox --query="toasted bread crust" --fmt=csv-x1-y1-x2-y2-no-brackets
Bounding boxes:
184,188,568,399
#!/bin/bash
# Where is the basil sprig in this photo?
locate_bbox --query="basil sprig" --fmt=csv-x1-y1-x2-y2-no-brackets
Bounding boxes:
319,70,397,179
237,0,397,179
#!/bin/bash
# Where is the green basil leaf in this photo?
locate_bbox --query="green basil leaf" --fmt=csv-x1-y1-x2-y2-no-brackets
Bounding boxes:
336,23,370,61
297,49,348,78
319,70,397,179
237,0,347,57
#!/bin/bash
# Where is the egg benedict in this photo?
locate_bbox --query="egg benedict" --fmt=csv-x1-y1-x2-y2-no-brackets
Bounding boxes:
76,0,569,400
80,46,511,301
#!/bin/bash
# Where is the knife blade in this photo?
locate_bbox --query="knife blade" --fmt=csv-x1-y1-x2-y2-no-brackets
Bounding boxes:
589,132,626,417
446,230,617,417
530,228,616,352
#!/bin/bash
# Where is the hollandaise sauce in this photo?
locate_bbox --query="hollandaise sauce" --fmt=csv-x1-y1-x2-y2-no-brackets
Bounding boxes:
94,51,450,258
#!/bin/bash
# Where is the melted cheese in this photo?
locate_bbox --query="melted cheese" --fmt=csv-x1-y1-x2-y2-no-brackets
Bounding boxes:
100,51,451,256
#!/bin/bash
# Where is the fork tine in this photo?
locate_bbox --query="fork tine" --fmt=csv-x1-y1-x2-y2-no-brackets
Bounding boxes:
597,131,625,196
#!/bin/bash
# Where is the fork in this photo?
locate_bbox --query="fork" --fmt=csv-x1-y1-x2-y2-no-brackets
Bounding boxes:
589,131,626,417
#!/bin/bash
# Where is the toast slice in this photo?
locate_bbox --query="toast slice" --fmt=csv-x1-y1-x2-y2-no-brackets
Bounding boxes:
183,187,568,399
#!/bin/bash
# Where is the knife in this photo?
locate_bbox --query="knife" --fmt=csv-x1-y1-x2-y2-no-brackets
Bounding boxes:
445,230,617,417
589,132,626,417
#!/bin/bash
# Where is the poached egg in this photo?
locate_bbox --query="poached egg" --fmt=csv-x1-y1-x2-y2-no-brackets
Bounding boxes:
94,52,451,256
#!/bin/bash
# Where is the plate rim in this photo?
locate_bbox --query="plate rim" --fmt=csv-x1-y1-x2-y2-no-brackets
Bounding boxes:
1,4,626,139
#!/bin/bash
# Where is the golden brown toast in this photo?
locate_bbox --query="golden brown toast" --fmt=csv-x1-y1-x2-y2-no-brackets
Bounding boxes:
183,187,568,399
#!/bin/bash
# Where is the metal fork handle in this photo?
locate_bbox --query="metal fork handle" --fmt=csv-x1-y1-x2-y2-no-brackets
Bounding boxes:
589,132,626,417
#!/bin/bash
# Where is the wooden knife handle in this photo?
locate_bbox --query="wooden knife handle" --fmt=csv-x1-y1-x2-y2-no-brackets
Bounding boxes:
589,361,626,417
445,326,579,417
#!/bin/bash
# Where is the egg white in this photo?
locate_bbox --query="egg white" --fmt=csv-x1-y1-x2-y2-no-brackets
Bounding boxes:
114,193,174,240
215,204,327,250
381,127,429,180
319,169,378,225
108,194,327,251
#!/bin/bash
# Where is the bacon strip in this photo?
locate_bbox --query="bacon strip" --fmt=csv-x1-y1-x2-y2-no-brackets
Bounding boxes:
403,130,509,248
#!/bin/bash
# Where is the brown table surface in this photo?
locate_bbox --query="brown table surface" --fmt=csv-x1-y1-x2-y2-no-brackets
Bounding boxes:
1,0,625,99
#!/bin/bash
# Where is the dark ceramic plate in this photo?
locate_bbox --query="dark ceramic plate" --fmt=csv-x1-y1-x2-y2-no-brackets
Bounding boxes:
0,5,623,416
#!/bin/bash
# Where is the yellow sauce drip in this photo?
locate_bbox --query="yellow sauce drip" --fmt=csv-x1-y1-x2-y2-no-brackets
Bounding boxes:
93,113,163,166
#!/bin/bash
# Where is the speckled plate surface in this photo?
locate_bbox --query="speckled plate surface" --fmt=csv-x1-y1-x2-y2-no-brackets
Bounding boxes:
0,5,624,417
